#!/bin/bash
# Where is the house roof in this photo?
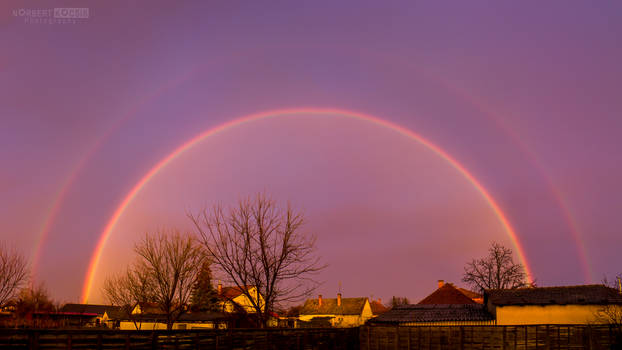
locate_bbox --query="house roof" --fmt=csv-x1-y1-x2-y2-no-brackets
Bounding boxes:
136,302,165,314
370,300,389,315
60,304,121,316
486,285,622,306
370,304,494,324
457,288,483,301
300,297,368,316
418,284,477,305
219,286,258,300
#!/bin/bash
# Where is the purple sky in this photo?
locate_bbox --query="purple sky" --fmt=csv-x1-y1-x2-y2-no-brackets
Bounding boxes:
1,1,621,305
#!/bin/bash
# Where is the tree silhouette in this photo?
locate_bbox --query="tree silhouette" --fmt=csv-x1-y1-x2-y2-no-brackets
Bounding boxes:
462,242,528,292
190,193,325,327
0,242,28,307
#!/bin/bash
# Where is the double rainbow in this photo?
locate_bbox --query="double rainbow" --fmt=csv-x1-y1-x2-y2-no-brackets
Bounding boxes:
81,107,534,303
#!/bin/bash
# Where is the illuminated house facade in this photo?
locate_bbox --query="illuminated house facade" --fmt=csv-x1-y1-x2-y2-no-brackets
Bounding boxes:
299,294,373,327
486,285,622,325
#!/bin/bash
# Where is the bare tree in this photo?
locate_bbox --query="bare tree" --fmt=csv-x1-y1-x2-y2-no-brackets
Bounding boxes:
136,230,206,330
462,242,528,292
189,193,325,327
0,243,29,307
14,283,55,328
595,275,622,337
103,265,155,330
103,230,206,330
390,296,410,308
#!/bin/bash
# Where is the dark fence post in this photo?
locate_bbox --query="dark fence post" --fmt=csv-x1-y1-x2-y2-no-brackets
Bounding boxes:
152,332,158,350
502,326,506,350
460,326,464,350
31,330,39,350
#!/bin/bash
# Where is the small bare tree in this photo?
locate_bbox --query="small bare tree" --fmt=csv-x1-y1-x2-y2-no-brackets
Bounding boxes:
390,296,410,308
103,265,155,330
14,283,55,328
189,193,325,327
103,230,206,330
462,242,528,292
0,243,29,307
595,275,622,340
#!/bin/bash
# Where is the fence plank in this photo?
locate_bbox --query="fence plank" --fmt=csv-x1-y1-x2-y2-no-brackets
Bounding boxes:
363,325,614,350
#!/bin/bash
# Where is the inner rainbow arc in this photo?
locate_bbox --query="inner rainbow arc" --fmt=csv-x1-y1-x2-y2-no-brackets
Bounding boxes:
81,107,533,303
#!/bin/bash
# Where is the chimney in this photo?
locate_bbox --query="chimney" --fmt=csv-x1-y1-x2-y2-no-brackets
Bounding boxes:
337,293,342,306
438,280,444,289
217,282,222,295
318,295,323,307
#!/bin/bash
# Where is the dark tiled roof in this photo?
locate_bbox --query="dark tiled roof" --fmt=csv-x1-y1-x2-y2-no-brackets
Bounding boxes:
486,285,622,306
300,297,368,316
370,304,493,324
137,302,165,314
370,300,389,315
60,304,121,316
105,308,127,320
418,284,476,305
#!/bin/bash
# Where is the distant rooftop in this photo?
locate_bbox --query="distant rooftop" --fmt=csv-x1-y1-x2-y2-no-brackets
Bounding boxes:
486,285,622,306
418,283,478,305
300,297,368,316
371,304,493,324
60,304,121,316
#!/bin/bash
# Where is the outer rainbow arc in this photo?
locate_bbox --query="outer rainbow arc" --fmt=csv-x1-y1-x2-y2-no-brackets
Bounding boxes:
81,107,533,303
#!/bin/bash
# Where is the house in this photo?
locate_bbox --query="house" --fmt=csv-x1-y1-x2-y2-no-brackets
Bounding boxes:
370,299,389,316
117,311,228,330
131,302,163,315
485,284,622,325
59,303,123,328
368,280,493,326
217,283,265,314
299,294,373,327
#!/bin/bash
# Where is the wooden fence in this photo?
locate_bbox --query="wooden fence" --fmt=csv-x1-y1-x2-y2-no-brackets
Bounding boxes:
1,326,619,349
0,328,359,349
360,325,620,350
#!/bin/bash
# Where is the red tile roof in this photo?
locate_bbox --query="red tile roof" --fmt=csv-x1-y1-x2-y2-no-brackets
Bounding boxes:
220,286,245,299
370,300,389,315
418,283,477,305
219,286,257,300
